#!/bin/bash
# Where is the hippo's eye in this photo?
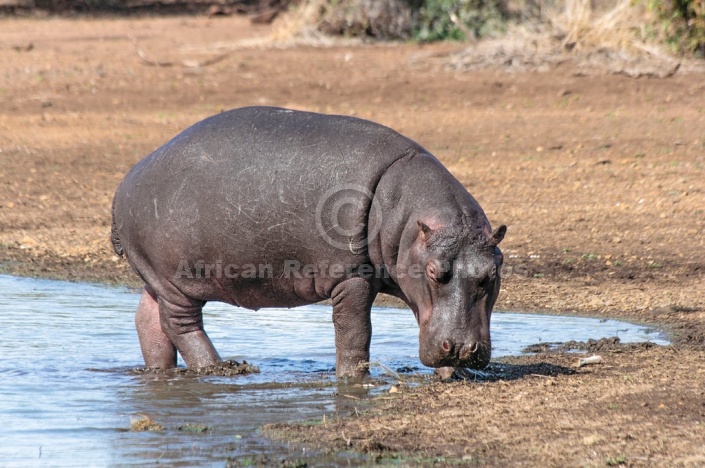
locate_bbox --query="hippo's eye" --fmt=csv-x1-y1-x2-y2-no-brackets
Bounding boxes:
488,265,497,280
427,263,452,285
478,266,497,290
477,276,490,290
436,269,453,285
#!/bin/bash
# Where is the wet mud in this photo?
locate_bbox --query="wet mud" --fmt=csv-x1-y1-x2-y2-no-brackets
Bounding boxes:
133,360,260,377
522,335,660,354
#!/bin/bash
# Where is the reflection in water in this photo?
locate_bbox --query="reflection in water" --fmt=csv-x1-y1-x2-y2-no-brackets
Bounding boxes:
0,275,667,466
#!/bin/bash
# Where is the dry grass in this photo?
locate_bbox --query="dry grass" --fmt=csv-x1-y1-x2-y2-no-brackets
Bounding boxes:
269,0,414,46
269,0,328,43
268,0,353,47
130,414,164,432
548,0,641,52
447,0,687,76
544,0,682,64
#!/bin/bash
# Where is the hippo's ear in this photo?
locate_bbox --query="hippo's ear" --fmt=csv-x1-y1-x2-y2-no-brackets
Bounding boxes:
489,225,507,246
417,221,434,243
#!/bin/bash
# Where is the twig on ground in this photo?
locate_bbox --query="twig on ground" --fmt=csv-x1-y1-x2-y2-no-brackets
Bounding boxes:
342,430,352,447
577,355,603,367
130,35,230,68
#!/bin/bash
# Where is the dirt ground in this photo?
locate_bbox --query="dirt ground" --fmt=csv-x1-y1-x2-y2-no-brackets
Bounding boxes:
1,13,704,466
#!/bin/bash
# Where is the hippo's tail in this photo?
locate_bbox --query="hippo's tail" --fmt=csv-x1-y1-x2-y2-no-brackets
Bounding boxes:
110,195,124,257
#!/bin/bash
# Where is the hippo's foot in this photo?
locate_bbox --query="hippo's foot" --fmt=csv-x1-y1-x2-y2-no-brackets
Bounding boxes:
331,278,376,379
336,357,371,379
157,296,222,369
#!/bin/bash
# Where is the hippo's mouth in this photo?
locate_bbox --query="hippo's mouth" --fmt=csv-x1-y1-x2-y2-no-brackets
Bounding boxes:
419,341,491,369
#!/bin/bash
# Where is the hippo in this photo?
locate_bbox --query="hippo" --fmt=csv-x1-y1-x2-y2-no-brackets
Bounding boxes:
111,106,506,378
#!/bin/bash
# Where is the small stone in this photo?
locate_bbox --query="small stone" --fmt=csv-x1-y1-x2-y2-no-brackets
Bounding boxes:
20,236,37,249
389,385,399,394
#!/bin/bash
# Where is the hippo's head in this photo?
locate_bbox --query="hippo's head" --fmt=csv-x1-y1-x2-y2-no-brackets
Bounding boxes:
397,221,506,370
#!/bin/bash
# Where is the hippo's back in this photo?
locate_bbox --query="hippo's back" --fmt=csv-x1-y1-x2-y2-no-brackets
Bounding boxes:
112,107,424,305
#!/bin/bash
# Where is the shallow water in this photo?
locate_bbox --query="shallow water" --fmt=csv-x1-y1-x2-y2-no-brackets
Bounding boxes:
0,275,667,466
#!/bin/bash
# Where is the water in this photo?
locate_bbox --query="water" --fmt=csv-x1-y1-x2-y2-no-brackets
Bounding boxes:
0,275,667,466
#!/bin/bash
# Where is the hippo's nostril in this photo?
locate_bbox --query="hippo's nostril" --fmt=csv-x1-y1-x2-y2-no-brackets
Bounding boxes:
459,342,480,360
441,339,454,354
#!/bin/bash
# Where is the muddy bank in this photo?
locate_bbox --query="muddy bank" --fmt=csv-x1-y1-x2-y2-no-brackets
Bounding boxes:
266,346,705,466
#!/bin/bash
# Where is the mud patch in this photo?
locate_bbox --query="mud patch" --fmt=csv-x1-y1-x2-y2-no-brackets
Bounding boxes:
435,360,576,382
522,336,661,354
178,422,210,433
133,360,260,376
226,455,311,468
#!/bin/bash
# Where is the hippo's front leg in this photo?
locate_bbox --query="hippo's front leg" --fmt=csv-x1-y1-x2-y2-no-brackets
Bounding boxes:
157,296,221,369
331,277,376,378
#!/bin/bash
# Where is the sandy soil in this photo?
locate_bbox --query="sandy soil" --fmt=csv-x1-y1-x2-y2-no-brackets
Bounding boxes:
1,14,704,465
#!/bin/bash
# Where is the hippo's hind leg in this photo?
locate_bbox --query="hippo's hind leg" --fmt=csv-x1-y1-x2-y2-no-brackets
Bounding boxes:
157,295,221,369
331,277,377,378
135,286,177,369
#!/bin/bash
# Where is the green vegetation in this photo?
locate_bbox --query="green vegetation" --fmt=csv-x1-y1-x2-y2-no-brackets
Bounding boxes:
413,0,508,41
178,423,209,433
646,0,705,56
227,456,308,467
605,454,627,466
301,0,510,41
